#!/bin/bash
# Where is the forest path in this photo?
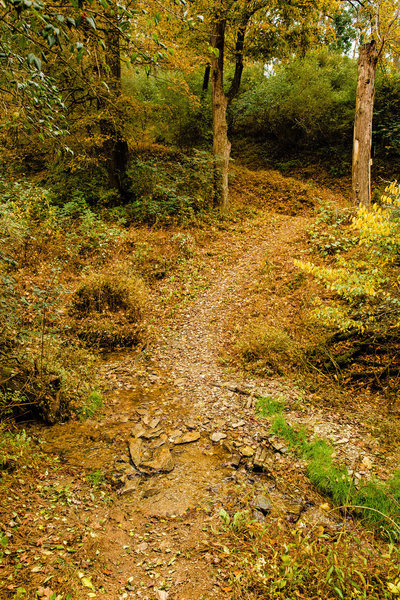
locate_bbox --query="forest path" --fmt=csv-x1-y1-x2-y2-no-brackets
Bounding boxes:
6,168,382,600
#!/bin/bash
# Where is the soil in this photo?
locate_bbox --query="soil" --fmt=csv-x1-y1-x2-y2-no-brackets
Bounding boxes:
1,164,399,600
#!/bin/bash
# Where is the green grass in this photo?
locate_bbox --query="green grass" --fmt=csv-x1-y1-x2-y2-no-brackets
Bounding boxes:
256,395,285,417
78,391,103,420
256,395,400,537
86,469,105,488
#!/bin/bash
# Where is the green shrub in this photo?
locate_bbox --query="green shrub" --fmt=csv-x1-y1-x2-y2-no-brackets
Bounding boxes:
126,150,214,224
232,50,356,151
296,181,400,334
69,266,147,348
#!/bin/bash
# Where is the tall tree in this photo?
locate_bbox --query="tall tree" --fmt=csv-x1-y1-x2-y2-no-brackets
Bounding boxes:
206,0,337,209
349,0,400,207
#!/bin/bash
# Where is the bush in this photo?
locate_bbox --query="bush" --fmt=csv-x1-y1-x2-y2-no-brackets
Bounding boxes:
374,70,400,158
236,320,301,374
123,68,212,149
69,267,147,348
297,182,400,334
126,150,215,224
232,50,356,152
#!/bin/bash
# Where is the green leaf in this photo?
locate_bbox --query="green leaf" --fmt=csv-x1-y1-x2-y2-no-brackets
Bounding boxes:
27,53,41,71
85,16,96,30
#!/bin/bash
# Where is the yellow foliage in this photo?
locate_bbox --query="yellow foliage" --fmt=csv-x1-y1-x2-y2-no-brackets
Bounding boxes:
296,183,400,332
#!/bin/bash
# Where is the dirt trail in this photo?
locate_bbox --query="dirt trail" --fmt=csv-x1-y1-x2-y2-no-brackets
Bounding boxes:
35,212,324,599
5,170,385,600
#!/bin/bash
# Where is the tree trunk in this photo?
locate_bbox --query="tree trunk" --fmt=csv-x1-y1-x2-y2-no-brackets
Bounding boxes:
211,12,231,210
99,16,130,198
201,63,211,99
352,40,378,208
227,21,247,102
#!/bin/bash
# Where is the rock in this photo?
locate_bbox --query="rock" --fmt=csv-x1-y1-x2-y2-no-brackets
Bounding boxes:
210,432,227,443
333,437,350,445
253,446,271,471
239,445,255,457
254,495,272,515
136,542,149,553
131,423,146,438
269,440,288,453
143,415,161,429
168,429,183,441
142,487,161,499
119,479,139,494
140,447,174,473
155,591,168,600
185,419,197,430
115,454,130,464
128,438,143,469
174,431,201,445
253,509,266,523
149,434,168,449
361,456,373,469
232,420,246,428
139,427,164,440
230,454,242,468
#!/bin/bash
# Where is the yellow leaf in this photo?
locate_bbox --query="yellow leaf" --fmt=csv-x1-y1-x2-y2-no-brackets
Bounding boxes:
81,577,95,591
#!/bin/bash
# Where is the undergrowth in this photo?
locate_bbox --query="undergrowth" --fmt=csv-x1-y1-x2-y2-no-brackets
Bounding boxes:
256,396,400,537
216,510,400,599
236,321,301,375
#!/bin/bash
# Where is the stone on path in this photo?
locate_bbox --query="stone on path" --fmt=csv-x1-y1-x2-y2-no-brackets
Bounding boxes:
141,446,175,473
174,431,201,445
239,445,255,457
254,495,272,515
210,432,227,443
128,438,143,469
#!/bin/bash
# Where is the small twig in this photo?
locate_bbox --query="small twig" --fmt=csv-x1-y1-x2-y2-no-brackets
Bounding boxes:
210,382,255,396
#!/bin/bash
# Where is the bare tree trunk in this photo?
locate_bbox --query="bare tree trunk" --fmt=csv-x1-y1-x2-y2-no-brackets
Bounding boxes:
211,12,231,210
352,40,378,208
98,15,130,197
227,20,247,102
201,63,211,99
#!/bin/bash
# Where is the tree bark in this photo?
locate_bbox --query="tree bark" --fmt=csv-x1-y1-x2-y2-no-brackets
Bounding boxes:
211,11,231,210
201,63,211,99
227,21,247,102
98,15,130,198
352,40,378,208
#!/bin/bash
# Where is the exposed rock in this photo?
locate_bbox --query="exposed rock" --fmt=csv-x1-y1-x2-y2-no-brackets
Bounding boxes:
210,432,227,443
135,542,149,553
253,446,272,471
139,427,164,440
361,456,373,469
239,445,255,457
149,434,168,449
128,438,143,469
232,420,246,428
119,478,139,494
174,431,201,445
140,447,174,473
131,423,146,438
143,415,161,429
142,487,161,499
269,439,288,453
333,437,350,445
254,495,272,515
168,429,183,441
230,454,242,468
